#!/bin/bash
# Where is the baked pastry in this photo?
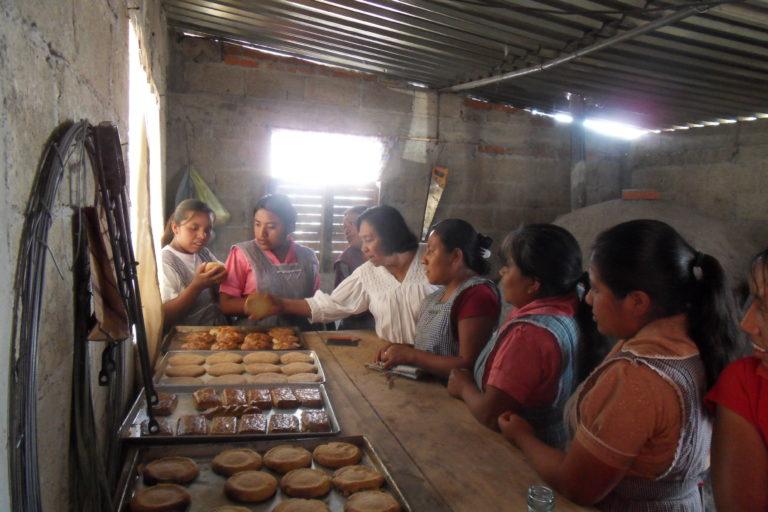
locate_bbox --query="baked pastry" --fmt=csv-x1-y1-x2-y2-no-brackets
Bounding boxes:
216,330,244,346
280,352,314,364
287,373,322,383
180,340,211,351
140,418,173,437
142,456,199,485
208,375,247,385
210,326,239,336
271,387,299,408
269,413,299,433
211,341,240,351
280,468,332,498
212,448,262,476
312,442,362,468
244,292,278,320
293,388,322,408
206,352,243,365
269,327,296,337
237,413,267,434
300,411,331,433
246,388,272,409
248,373,287,384
263,445,312,473
281,362,316,376
192,388,220,410
158,376,203,386
208,362,245,377
344,491,401,512
183,331,215,345
241,332,273,350
129,483,190,512
203,404,260,419
204,261,225,273
176,414,208,436
167,353,206,366
272,499,330,512
224,470,278,503
244,351,280,364
332,465,384,495
210,416,237,435
221,388,248,406
150,392,178,416
245,363,282,375
273,336,301,350
165,365,206,378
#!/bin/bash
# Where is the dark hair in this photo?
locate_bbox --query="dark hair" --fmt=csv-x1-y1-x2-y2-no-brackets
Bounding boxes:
345,205,369,217
501,224,606,379
430,219,493,275
357,205,418,255
253,194,296,234
161,199,215,246
591,219,743,388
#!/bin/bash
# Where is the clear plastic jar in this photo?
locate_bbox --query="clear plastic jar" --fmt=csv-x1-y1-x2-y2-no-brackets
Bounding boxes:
527,484,555,511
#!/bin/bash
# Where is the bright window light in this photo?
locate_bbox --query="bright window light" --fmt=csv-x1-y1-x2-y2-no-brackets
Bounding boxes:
270,129,384,186
583,118,648,140
553,113,573,124
719,118,737,124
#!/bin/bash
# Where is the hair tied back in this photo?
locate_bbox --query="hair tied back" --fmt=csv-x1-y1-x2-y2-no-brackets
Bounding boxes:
690,251,705,281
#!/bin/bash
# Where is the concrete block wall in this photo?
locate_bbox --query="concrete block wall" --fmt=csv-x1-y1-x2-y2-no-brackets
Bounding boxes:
626,121,768,245
166,38,576,274
0,0,167,508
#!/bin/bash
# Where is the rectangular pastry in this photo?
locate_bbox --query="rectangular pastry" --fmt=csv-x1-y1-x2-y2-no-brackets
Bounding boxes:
246,389,272,409
293,388,322,408
220,388,247,406
192,387,220,411
237,413,267,434
140,417,173,436
271,387,299,409
203,404,260,419
210,416,237,435
150,392,178,416
176,414,208,436
268,413,299,433
300,410,331,432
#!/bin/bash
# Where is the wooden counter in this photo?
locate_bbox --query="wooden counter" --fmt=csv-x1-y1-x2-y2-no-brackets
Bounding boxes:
304,330,596,512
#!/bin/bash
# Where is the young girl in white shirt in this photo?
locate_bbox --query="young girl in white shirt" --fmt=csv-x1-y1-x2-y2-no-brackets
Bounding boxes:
159,199,228,327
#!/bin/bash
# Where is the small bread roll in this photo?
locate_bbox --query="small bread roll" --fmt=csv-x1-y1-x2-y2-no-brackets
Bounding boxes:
272,499,330,512
204,261,225,272
280,468,332,498
207,362,245,376
167,354,206,366
263,445,312,474
280,352,314,364
312,442,362,469
247,372,287,383
281,362,317,376
332,465,385,495
142,456,199,485
129,483,191,512
212,448,262,476
224,470,277,503
245,363,282,375
286,373,322,383
206,352,243,365
344,491,401,512
165,365,206,378
243,352,280,365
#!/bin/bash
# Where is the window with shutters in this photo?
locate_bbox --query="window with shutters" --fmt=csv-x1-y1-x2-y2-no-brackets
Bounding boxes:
269,129,383,272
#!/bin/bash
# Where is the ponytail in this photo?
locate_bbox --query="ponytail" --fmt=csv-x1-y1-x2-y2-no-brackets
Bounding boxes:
430,219,493,275
161,199,215,247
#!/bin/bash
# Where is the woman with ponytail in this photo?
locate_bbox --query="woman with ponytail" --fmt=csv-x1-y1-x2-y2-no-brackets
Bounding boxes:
447,224,600,448
376,219,501,377
498,219,742,511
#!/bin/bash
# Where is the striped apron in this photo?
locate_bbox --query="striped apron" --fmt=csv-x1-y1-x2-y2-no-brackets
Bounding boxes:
162,246,227,326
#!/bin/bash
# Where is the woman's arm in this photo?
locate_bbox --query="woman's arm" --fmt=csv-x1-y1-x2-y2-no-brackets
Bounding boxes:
163,264,226,327
219,292,246,316
711,405,768,511
498,413,627,505
446,371,522,429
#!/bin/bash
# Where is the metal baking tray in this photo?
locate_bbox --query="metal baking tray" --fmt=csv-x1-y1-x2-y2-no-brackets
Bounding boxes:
154,350,326,386
119,383,340,443
115,435,411,512
161,325,304,352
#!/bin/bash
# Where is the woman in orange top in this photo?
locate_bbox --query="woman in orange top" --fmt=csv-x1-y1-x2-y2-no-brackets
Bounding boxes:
498,220,743,511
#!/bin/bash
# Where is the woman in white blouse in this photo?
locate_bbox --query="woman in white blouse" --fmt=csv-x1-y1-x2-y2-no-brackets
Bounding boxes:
251,205,438,343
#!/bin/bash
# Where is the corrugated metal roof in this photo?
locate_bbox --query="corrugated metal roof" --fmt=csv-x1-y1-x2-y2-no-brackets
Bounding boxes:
162,0,768,129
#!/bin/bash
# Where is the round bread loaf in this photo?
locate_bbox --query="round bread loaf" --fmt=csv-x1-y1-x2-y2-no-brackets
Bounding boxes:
167,354,206,366
206,352,243,365
263,445,312,474
344,491,401,512
224,470,277,503
245,363,282,375
212,448,262,476
244,352,281,364
207,362,245,376
129,483,191,512
165,365,206,378
332,465,384,495
280,352,314,364
247,372,287,383
272,498,330,512
281,362,316,376
142,456,199,485
204,261,225,273
287,373,322,383
312,442,362,469
208,374,247,385
280,468,332,498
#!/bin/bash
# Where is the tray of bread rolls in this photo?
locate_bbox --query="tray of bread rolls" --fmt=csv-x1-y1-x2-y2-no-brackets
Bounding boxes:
119,383,340,443
162,325,304,353
154,350,326,386
115,435,411,512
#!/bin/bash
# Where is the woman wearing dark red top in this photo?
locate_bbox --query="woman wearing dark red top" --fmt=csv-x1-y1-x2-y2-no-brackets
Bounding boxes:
447,224,602,448
706,247,768,511
376,219,500,378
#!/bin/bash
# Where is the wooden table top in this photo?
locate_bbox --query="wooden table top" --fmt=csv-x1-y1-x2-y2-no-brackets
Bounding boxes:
304,330,596,512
